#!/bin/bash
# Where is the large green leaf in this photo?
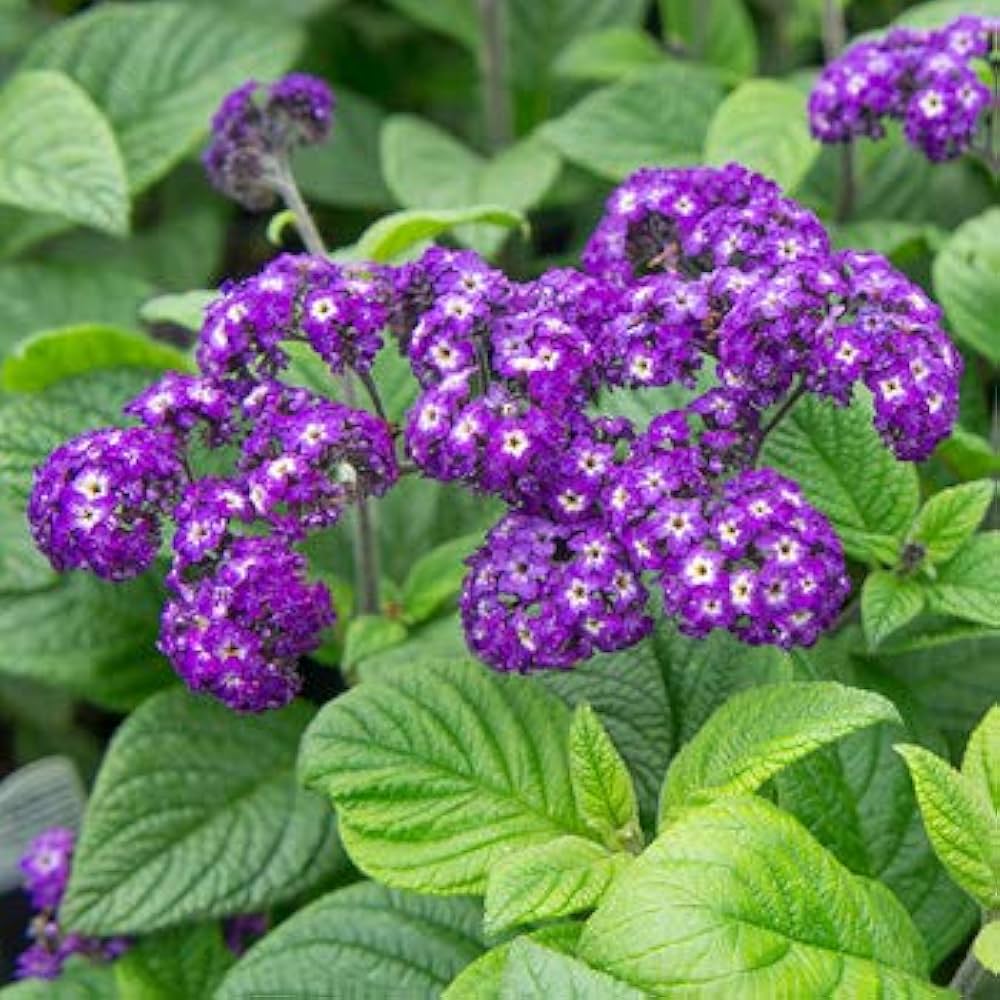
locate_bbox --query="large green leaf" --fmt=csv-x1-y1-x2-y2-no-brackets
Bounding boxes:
299,657,585,894
658,681,899,823
907,480,995,566
541,63,724,181
553,27,664,82
501,940,644,1000
704,79,819,193
861,571,926,649
896,743,1000,909
761,392,920,564
932,208,1000,363
0,70,127,234
579,797,942,997
216,883,488,999
21,2,303,192
60,691,344,934
401,532,484,626
926,533,1000,628
659,0,757,78
963,706,1000,812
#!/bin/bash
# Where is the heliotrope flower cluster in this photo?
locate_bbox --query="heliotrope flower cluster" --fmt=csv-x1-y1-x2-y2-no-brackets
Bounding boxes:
809,16,997,161
16,828,128,980
203,73,334,208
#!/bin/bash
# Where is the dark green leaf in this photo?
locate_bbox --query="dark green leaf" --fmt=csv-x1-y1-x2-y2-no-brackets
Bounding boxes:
659,0,757,77
401,532,482,625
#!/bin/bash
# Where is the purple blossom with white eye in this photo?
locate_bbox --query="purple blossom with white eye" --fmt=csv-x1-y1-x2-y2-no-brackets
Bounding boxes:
160,536,333,712
203,74,334,209
461,513,652,672
170,477,253,581
808,16,996,162
19,827,74,911
28,427,185,581
125,372,234,445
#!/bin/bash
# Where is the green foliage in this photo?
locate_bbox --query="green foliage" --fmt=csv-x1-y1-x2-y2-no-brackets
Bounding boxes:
554,28,664,82
216,884,488,999
342,614,408,673
963,706,1000,811
861,572,926,649
907,480,995,566
973,922,1000,975
926,533,1000,629
401,533,484,626
659,0,758,78
501,939,644,999
0,958,117,998
61,690,345,934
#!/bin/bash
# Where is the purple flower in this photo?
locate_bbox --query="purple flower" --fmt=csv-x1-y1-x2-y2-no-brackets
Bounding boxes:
19,828,74,911
224,913,269,956
28,427,185,581
125,372,235,445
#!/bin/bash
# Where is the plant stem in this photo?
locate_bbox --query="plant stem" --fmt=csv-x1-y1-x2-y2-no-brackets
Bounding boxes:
477,0,512,152
821,0,856,221
357,369,388,422
949,949,987,997
749,382,806,467
271,158,383,617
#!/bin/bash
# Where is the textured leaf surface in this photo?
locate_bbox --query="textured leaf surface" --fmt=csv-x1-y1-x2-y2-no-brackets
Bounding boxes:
217,883,487,1000
501,940,644,1000
932,208,1000,363
963,706,1000,811
896,743,1000,908
299,657,584,893
704,79,818,192
761,392,920,563
113,923,232,1000
61,690,343,934
862,572,926,649
907,480,995,566
0,70,127,234
22,2,302,192
541,63,723,180
580,797,940,997
659,681,898,822
926,533,1000,628
484,836,629,935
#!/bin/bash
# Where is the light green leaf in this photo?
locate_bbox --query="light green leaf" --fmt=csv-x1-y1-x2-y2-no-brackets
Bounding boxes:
659,681,900,823
927,533,1000,628
0,506,56,595
581,796,941,997
299,657,585,894
485,836,629,936
0,957,118,998
113,923,233,1000
659,0,757,77
704,79,819,193
569,704,640,851
444,924,583,1000
933,208,1000,363
861,571,926,649
973,922,1000,975
22,2,303,193
761,391,921,564
2,324,191,392
401,532,482,625
541,62,724,180
501,939,644,1000
963,706,1000,812
60,690,344,934
832,220,943,260
896,743,1000,908
343,614,408,672
355,205,527,263
935,427,1000,480
908,480,995,566
216,883,487,1000
554,27,664,82
0,70,127,234
139,290,214,333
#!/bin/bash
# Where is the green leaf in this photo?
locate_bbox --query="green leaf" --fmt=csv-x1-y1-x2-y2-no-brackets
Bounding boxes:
60,690,344,934
139,290,214,333
444,924,583,1000
0,70,127,234
113,923,233,1000
384,0,480,49
963,706,1000,812
500,939,644,1000
895,0,1000,29
485,836,629,936
659,0,757,77
832,220,943,260
401,532,482,625
2,324,192,392
0,506,56,595
343,614,408,672
933,208,1000,364
579,796,942,997
861,571,926,649
704,79,819,193
216,883,488,1000
553,27,664,82
896,743,1000,908
908,480,995,566
935,427,1000,480
973,922,1000,976
541,63,724,181
21,2,303,193
299,657,585,894
0,957,118,998
761,391,920,564
355,205,527,263
569,704,640,852
658,681,900,823
927,533,1000,628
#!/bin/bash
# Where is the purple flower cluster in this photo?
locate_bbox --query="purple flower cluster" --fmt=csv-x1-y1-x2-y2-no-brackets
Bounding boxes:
16,828,128,981
203,73,334,208
809,16,997,161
